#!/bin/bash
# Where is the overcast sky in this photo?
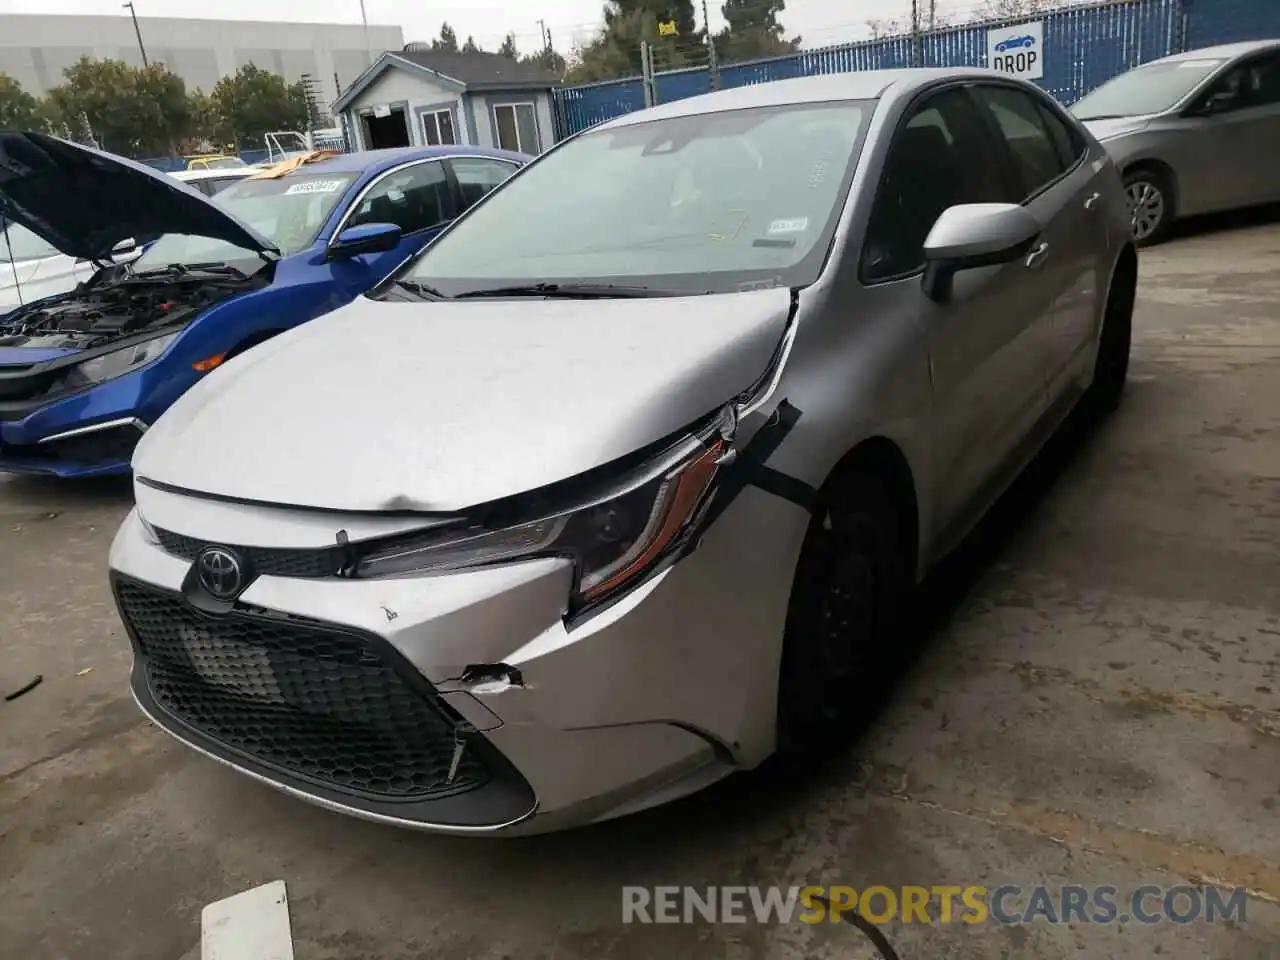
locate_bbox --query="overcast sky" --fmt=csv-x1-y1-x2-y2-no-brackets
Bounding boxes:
0,0,1012,59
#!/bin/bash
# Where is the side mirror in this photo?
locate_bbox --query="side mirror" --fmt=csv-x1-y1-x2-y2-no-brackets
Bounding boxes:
326,222,403,262
1200,90,1240,115
921,203,1041,302
111,237,139,259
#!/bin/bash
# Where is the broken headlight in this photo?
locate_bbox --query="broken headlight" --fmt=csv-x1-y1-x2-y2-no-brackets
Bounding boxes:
354,408,734,614
64,332,179,387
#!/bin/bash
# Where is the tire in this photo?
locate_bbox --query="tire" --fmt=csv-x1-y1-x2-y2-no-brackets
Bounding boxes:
1124,167,1174,247
1086,255,1135,416
776,468,912,758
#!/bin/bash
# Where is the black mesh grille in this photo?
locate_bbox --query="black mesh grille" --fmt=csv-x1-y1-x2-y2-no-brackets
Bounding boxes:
154,529,345,578
116,580,490,800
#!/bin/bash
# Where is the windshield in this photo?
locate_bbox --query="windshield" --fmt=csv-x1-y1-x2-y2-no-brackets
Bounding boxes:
399,101,872,296
1072,58,1227,118
136,171,358,266
0,221,61,263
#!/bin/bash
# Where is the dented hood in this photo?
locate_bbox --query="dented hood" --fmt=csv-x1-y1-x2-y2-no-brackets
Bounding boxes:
0,131,277,261
134,289,792,512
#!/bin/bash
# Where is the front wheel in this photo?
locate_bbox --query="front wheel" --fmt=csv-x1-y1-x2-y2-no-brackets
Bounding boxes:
776,470,912,758
1124,168,1174,247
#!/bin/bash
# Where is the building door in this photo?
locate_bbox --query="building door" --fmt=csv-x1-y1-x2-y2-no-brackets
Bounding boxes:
363,108,410,149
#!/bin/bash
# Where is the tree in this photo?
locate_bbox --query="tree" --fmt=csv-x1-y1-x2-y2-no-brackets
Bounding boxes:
866,18,904,39
975,0,1051,18
566,1,711,83
48,57,195,156
433,22,459,52
462,35,484,54
209,64,309,150
497,33,519,60
715,0,799,62
0,73,51,132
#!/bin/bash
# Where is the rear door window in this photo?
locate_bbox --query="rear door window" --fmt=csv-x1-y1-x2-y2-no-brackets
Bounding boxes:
974,86,1071,200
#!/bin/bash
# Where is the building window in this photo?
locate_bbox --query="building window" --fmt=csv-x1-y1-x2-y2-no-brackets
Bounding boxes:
492,102,539,154
421,108,457,146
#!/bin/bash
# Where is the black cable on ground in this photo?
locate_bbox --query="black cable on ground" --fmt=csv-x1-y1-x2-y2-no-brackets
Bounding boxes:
810,896,904,960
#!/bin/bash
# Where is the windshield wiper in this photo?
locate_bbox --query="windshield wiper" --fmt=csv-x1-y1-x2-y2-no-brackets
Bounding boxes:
453,282,689,300
1075,114,1127,121
387,279,446,300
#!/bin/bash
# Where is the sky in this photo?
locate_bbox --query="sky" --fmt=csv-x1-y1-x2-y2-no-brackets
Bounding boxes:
0,0,1007,60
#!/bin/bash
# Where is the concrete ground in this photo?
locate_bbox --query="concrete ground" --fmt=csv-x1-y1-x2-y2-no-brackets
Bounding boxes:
2,214,1279,960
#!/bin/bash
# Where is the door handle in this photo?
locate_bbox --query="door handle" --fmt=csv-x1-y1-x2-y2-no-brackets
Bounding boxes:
1025,241,1050,269
1084,192,1102,211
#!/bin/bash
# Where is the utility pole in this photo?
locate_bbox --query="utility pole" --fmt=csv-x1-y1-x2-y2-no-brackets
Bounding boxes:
537,18,549,52
910,0,922,66
702,0,719,90
358,0,371,61
122,2,149,68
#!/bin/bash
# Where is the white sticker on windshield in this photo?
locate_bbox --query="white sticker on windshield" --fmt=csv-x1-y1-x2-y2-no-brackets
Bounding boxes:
1179,59,1224,69
768,217,809,234
284,179,347,195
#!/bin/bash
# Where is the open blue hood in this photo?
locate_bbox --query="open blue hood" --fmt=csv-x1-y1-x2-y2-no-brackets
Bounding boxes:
0,131,278,261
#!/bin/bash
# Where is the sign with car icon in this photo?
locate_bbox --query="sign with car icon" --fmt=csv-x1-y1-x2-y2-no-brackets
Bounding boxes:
988,21,1044,80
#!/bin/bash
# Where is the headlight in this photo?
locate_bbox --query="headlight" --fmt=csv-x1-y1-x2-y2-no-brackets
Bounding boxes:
354,408,735,616
65,332,178,386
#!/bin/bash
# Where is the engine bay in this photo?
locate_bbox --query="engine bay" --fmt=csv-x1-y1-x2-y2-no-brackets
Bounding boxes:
0,268,264,351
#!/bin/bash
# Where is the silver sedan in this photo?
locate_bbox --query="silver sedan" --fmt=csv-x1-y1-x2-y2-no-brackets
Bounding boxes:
109,67,1136,835
1072,39,1280,245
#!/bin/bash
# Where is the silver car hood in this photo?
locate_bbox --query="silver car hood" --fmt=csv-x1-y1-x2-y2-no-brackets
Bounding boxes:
1079,116,1154,141
134,289,793,512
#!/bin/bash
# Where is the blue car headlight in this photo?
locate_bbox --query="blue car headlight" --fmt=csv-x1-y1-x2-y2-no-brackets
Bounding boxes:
64,332,179,387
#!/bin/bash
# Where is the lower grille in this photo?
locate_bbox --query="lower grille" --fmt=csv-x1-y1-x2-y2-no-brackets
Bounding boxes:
115,579,489,801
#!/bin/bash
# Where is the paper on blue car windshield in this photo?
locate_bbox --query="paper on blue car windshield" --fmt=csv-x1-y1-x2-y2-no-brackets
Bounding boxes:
284,179,348,195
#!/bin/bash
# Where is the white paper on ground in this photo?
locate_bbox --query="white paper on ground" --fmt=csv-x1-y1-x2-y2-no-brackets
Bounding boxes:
201,880,294,960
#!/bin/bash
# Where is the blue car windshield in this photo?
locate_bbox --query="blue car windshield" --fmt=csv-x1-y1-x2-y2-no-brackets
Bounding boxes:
398,100,873,296
135,172,358,266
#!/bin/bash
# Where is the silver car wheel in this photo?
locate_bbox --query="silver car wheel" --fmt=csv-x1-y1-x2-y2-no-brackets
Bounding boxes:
1126,180,1166,241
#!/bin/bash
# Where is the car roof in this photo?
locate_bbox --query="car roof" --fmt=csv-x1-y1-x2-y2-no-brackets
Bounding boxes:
597,67,1012,128
1151,39,1280,64
287,145,529,177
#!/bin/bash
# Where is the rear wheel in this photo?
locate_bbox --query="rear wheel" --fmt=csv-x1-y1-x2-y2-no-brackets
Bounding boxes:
776,469,912,758
1124,167,1174,247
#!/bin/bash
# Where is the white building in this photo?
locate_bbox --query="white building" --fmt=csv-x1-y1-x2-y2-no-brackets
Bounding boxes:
332,47,561,156
0,13,403,105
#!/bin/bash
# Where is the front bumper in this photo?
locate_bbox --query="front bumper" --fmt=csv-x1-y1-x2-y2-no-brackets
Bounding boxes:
108,479,810,835
0,416,145,476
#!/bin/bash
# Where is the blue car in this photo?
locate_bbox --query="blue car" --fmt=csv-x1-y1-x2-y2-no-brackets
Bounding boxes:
994,35,1036,52
0,132,528,477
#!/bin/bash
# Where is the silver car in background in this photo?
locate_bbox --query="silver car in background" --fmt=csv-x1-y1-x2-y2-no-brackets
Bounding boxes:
1072,40,1280,245
109,68,1136,836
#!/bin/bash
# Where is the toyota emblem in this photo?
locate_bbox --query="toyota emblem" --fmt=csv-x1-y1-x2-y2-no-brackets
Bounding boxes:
196,546,244,600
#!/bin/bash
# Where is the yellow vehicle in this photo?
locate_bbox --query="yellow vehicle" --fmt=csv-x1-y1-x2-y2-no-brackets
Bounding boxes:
184,154,248,171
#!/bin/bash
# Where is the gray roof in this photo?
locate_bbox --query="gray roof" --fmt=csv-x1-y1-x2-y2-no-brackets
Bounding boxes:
600,67,1005,128
1156,39,1280,63
395,48,560,90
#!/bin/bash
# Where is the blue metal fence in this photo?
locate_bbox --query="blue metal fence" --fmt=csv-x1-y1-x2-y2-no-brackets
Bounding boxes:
552,0,1279,140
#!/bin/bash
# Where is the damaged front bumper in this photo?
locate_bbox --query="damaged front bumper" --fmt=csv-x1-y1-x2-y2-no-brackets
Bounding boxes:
107,475,811,835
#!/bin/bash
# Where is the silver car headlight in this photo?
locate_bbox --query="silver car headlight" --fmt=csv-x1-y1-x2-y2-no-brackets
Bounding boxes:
66,332,179,386
354,407,736,615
